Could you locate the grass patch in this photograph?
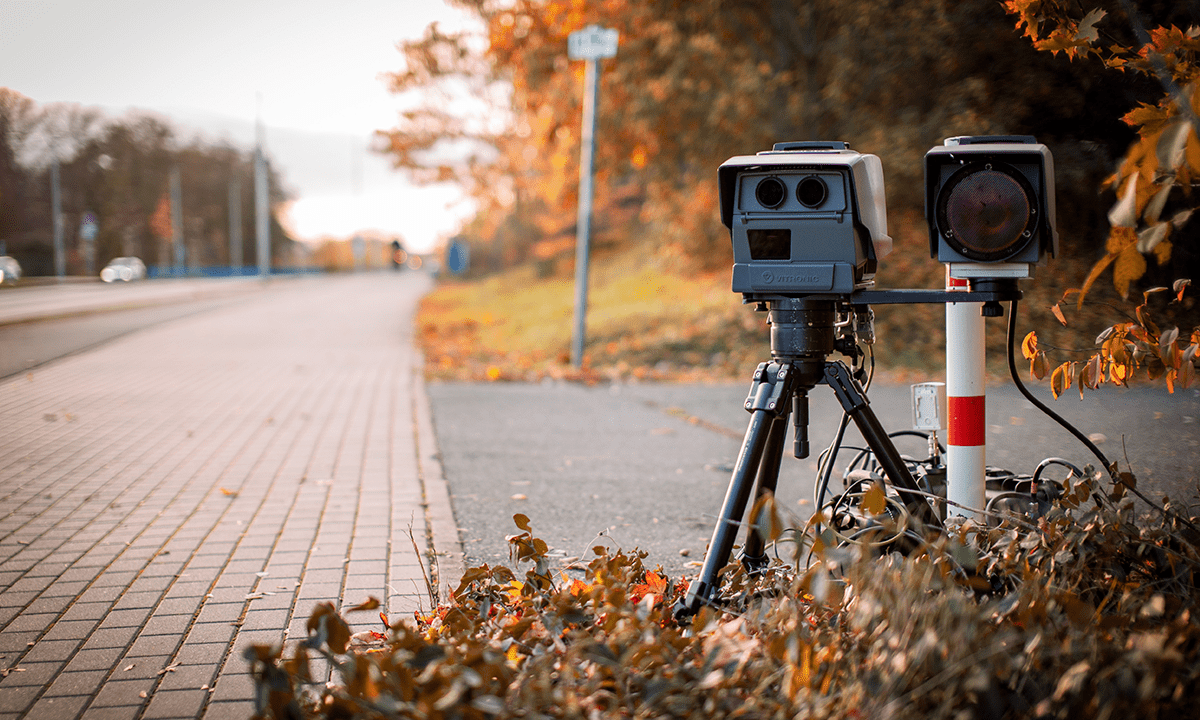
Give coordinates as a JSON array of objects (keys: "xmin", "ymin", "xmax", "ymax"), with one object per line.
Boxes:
[{"xmin": 418, "ymin": 251, "xmax": 772, "ymax": 382}]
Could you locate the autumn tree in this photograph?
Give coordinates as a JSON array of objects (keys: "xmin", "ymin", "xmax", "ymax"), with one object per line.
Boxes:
[
  {"xmin": 0, "ymin": 89, "xmax": 296, "ymax": 275},
  {"xmin": 0, "ymin": 90, "xmax": 34, "ymax": 256},
  {"xmin": 379, "ymin": 1, "xmax": 1135, "ymax": 266}
]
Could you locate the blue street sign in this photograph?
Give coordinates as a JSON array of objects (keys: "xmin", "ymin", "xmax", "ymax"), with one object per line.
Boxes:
[{"xmin": 447, "ymin": 239, "xmax": 469, "ymax": 275}]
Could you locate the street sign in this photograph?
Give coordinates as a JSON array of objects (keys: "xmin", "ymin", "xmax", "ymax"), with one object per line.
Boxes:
[
  {"xmin": 80, "ymin": 212, "xmax": 98, "ymax": 241},
  {"xmin": 568, "ymin": 25, "xmax": 618, "ymax": 60},
  {"xmin": 447, "ymin": 239, "xmax": 469, "ymax": 275}
]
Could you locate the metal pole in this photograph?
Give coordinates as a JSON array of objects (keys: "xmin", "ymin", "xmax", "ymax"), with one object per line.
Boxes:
[
  {"xmin": 255, "ymin": 96, "xmax": 270, "ymax": 278},
  {"xmin": 570, "ymin": 57, "xmax": 600, "ymax": 368},
  {"xmin": 170, "ymin": 167, "xmax": 184, "ymax": 273},
  {"xmin": 229, "ymin": 177, "xmax": 242, "ymax": 271},
  {"xmin": 51, "ymin": 158, "xmax": 64, "ymax": 278},
  {"xmin": 945, "ymin": 270, "xmax": 987, "ymax": 516},
  {"xmin": 255, "ymin": 147, "xmax": 269, "ymax": 278}
]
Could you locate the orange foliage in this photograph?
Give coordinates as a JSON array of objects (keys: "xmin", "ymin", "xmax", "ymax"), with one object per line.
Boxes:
[
  {"xmin": 149, "ymin": 192, "xmax": 172, "ymax": 240},
  {"xmin": 1003, "ymin": 1, "xmax": 1200, "ymax": 394}
]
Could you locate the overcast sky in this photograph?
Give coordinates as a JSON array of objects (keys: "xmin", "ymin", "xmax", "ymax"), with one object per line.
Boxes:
[{"xmin": 0, "ymin": 0, "xmax": 478, "ymax": 251}]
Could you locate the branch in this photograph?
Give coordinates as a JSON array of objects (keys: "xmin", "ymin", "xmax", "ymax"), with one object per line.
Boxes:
[{"xmin": 1116, "ymin": 0, "xmax": 1200, "ymax": 138}]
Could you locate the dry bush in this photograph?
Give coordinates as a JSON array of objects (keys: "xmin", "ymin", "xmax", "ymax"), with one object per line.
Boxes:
[{"xmin": 247, "ymin": 474, "xmax": 1200, "ymax": 720}]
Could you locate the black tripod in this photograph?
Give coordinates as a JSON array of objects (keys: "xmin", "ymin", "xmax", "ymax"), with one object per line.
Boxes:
[{"xmin": 675, "ymin": 296, "xmax": 943, "ymax": 618}]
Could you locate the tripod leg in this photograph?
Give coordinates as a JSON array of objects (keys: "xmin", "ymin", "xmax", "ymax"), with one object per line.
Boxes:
[
  {"xmin": 675, "ymin": 363, "xmax": 794, "ymax": 618},
  {"xmin": 823, "ymin": 362, "xmax": 943, "ymax": 530},
  {"xmin": 739, "ymin": 414, "xmax": 787, "ymax": 572}
]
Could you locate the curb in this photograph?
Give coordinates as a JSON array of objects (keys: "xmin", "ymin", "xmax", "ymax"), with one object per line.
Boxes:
[{"xmin": 413, "ymin": 354, "xmax": 466, "ymax": 602}]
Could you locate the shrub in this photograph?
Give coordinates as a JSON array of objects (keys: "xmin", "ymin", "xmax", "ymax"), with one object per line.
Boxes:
[{"xmin": 248, "ymin": 478, "xmax": 1200, "ymax": 719}]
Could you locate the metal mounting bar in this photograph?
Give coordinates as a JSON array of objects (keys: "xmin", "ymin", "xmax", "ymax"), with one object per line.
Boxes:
[{"xmin": 848, "ymin": 287, "xmax": 1022, "ymax": 305}]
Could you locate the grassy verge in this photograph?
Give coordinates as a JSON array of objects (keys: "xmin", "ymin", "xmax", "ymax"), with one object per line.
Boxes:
[{"xmin": 418, "ymin": 251, "xmax": 774, "ymax": 383}]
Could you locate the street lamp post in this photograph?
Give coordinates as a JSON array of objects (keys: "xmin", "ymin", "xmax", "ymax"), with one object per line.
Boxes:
[{"xmin": 51, "ymin": 158, "xmax": 64, "ymax": 278}]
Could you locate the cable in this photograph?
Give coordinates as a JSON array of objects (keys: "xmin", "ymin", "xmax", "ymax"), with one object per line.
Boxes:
[
  {"xmin": 1031, "ymin": 457, "xmax": 1082, "ymax": 487},
  {"xmin": 1006, "ymin": 299, "xmax": 1116, "ymax": 478},
  {"xmin": 813, "ymin": 413, "xmax": 852, "ymax": 530},
  {"xmin": 812, "ymin": 336, "xmax": 870, "ymax": 526},
  {"xmin": 1005, "ymin": 301, "xmax": 1200, "ymax": 535}
]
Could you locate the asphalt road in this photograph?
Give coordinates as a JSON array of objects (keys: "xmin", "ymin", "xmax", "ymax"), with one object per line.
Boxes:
[
  {"xmin": 429, "ymin": 377, "xmax": 1200, "ymax": 579},
  {"xmin": 0, "ymin": 277, "xmax": 268, "ymax": 379},
  {"xmin": 0, "ymin": 299, "xmax": 251, "ymax": 379}
]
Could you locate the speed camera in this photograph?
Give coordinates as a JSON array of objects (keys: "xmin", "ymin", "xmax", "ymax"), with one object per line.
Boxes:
[{"xmin": 720, "ymin": 141, "xmax": 892, "ymax": 298}]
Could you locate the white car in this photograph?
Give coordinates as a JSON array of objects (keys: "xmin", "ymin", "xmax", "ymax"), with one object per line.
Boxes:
[
  {"xmin": 0, "ymin": 256, "xmax": 20, "ymax": 285},
  {"xmin": 101, "ymin": 257, "xmax": 146, "ymax": 283}
]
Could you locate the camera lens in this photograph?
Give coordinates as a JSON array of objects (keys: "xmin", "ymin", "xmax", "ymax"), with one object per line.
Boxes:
[
  {"xmin": 796, "ymin": 176, "xmax": 828, "ymax": 208},
  {"xmin": 938, "ymin": 164, "xmax": 1034, "ymax": 261},
  {"xmin": 755, "ymin": 177, "xmax": 787, "ymax": 209}
]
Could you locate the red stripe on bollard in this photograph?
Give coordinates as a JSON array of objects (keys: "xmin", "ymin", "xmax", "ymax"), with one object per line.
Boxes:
[{"xmin": 947, "ymin": 395, "xmax": 986, "ymax": 446}]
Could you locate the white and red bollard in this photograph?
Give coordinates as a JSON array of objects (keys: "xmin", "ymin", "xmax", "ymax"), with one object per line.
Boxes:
[{"xmin": 945, "ymin": 270, "xmax": 987, "ymax": 516}]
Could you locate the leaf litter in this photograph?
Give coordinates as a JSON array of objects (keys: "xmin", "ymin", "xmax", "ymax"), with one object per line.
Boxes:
[{"xmin": 247, "ymin": 473, "xmax": 1200, "ymax": 719}]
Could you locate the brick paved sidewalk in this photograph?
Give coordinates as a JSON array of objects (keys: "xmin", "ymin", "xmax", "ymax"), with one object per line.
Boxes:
[{"xmin": 0, "ymin": 273, "xmax": 463, "ymax": 720}]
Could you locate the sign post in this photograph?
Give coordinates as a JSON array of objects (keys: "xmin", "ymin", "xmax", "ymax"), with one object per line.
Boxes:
[{"xmin": 567, "ymin": 25, "xmax": 618, "ymax": 368}]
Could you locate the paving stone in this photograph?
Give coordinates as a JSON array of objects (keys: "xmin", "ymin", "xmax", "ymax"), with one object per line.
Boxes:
[
  {"xmin": 0, "ymin": 684, "xmax": 42, "ymax": 713},
  {"xmin": 27, "ymin": 693, "xmax": 91, "ymax": 718},
  {"xmin": 142, "ymin": 688, "xmax": 209, "ymax": 719},
  {"xmin": 124, "ymin": 632, "xmax": 181, "ymax": 658},
  {"xmin": 62, "ymin": 647, "xmax": 124, "ymax": 673},
  {"xmin": 2, "ymin": 611, "xmax": 58, "ymax": 634},
  {"xmin": 156, "ymin": 664, "xmax": 218, "ymax": 693},
  {"xmin": 89, "ymin": 676, "xmax": 156, "ymax": 707},
  {"xmin": 95, "ymin": 607, "xmax": 153, "ymax": 629},
  {"xmin": 43, "ymin": 669, "xmax": 110, "ymax": 697},
  {"xmin": 183, "ymin": 622, "xmax": 236, "ymax": 646},
  {"xmin": 208, "ymin": 670, "xmax": 255, "ymax": 704},
  {"xmin": 110, "ymin": 656, "xmax": 171, "ymax": 681},
  {"xmin": 80, "ymin": 706, "xmax": 141, "ymax": 720},
  {"xmin": 170, "ymin": 643, "xmax": 228, "ymax": 668},
  {"xmin": 41, "ymin": 618, "xmax": 103, "ymax": 645},
  {"xmin": 0, "ymin": 660, "xmax": 61, "ymax": 687},
  {"xmin": 81, "ymin": 626, "xmax": 139, "ymax": 650},
  {"xmin": 200, "ymin": 699, "xmax": 253, "ymax": 720},
  {"xmin": 22, "ymin": 637, "xmax": 84, "ymax": 664}
]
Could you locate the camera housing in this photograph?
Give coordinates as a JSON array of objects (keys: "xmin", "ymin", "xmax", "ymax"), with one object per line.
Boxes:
[
  {"xmin": 925, "ymin": 136, "xmax": 1057, "ymax": 278},
  {"xmin": 720, "ymin": 141, "xmax": 892, "ymax": 298}
]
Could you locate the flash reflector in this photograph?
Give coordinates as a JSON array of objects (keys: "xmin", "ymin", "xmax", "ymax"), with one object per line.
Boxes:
[
  {"xmin": 938, "ymin": 164, "xmax": 1036, "ymax": 261},
  {"xmin": 925, "ymin": 136, "xmax": 1056, "ymax": 269}
]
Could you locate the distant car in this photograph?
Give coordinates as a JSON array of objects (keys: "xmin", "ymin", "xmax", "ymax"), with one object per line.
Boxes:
[
  {"xmin": 100, "ymin": 256, "xmax": 146, "ymax": 283},
  {"xmin": 0, "ymin": 256, "xmax": 20, "ymax": 285}
]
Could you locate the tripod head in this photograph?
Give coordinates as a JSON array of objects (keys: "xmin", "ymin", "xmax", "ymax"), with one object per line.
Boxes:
[{"xmin": 760, "ymin": 295, "xmax": 869, "ymax": 391}]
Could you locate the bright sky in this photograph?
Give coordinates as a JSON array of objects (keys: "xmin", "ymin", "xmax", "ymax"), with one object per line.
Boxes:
[{"xmin": 0, "ymin": 0, "xmax": 478, "ymax": 252}]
